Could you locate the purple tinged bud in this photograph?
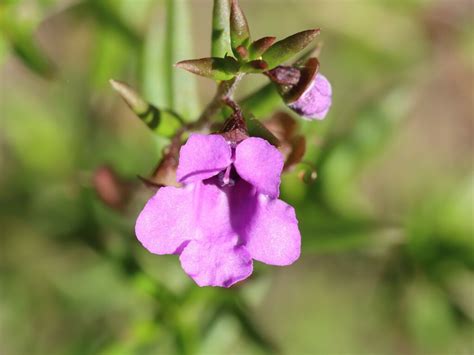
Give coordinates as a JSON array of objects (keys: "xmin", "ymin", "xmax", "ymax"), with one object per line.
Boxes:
[
  {"xmin": 287, "ymin": 73, "xmax": 332, "ymax": 120},
  {"xmin": 266, "ymin": 58, "xmax": 332, "ymax": 120}
]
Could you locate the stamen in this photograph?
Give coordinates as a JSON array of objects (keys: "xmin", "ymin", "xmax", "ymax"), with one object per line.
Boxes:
[
  {"xmin": 222, "ymin": 165, "xmax": 235, "ymax": 186},
  {"xmin": 217, "ymin": 165, "xmax": 236, "ymax": 187}
]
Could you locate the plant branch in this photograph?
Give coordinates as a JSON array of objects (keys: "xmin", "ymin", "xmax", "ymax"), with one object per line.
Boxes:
[
  {"xmin": 167, "ymin": 75, "xmax": 243, "ymax": 144},
  {"xmin": 148, "ymin": 75, "xmax": 244, "ymax": 181},
  {"xmin": 193, "ymin": 74, "xmax": 243, "ymax": 129}
]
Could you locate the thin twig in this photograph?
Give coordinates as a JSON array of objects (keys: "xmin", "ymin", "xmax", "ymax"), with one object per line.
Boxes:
[
  {"xmin": 164, "ymin": 75, "xmax": 244, "ymax": 154},
  {"xmin": 192, "ymin": 74, "xmax": 243, "ymax": 130}
]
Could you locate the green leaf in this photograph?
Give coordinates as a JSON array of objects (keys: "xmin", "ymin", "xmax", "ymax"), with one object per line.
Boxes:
[
  {"xmin": 298, "ymin": 205, "xmax": 390, "ymax": 253},
  {"xmin": 406, "ymin": 280, "xmax": 456, "ymax": 350},
  {"xmin": 176, "ymin": 57, "xmax": 239, "ymax": 81},
  {"xmin": 0, "ymin": 17, "xmax": 54, "ymax": 78},
  {"xmin": 167, "ymin": 0, "xmax": 200, "ymax": 120},
  {"xmin": 85, "ymin": 0, "xmax": 141, "ymax": 46},
  {"xmin": 142, "ymin": 0, "xmax": 199, "ymax": 121},
  {"xmin": 211, "ymin": 0, "xmax": 231, "ymax": 57},
  {"xmin": 230, "ymin": 0, "xmax": 250, "ymax": 53},
  {"xmin": 227, "ymin": 296, "xmax": 278, "ymax": 353},
  {"xmin": 110, "ymin": 79, "xmax": 183, "ymax": 138},
  {"xmin": 142, "ymin": 8, "xmax": 167, "ymax": 107},
  {"xmin": 90, "ymin": 26, "xmax": 130, "ymax": 89},
  {"xmin": 10, "ymin": 34, "xmax": 55, "ymax": 79},
  {"xmin": 263, "ymin": 29, "xmax": 320, "ymax": 69}
]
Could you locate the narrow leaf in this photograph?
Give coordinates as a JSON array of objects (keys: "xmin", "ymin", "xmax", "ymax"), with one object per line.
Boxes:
[
  {"xmin": 168, "ymin": 0, "xmax": 200, "ymax": 119},
  {"xmin": 176, "ymin": 57, "xmax": 238, "ymax": 81},
  {"xmin": 263, "ymin": 29, "xmax": 320, "ymax": 69},
  {"xmin": 11, "ymin": 36, "xmax": 55, "ymax": 78},
  {"xmin": 248, "ymin": 36, "xmax": 276, "ymax": 59},
  {"xmin": 142, "ymin": 1, "xmax": 199, "ymax": 121},
  {"xmin": 110, "ymin": 79, "xmax": 150, "ymax": 114},
  {"xmin": 86, "ymin": 0, "xmax": 141, "ymax": 46},
  {"xmin": 228, "ymin": 297, "xmax": 279, "ymax": 353},
  {"xmin": 230, "ymin": 0, "xmax": 250, "ymax": 52},
  {"xmin": 91, "ymin": 26, "xmax": 130, "ymax": 89},
  {"xmin": 142, "ymin": 8, "xmax": 167, "ymax": 107},
  {"xmin": 1, "ymin": 19, "xmax": 54, "ymax": 78},
  {"xmin": 110, "ymin": 79, "xmax": 183, "ymax": 138},
  {"xmin": 211, "ymin": 0, "xmax": 231, "ymax": 57}
]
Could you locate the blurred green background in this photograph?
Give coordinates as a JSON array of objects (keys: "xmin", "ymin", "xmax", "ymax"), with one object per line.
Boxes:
[{"xmin": 0, "ymin": 0, "xmax": 473, "ymax": 354}]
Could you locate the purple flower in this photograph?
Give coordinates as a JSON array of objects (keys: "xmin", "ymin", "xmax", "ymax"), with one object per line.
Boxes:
[
  {"xmin": 288, "ymin": 73, "xmax": 332, "ymax": 120},
  {"xmin": 135, "ymin": 134, "xmax": 301, "ymax": 287}
]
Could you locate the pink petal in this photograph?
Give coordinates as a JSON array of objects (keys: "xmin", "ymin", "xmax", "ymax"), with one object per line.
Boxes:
[
  {"xmin": 288, "ymin": 73, "xmax": 332, "ymax": 120},
  {"xmin": 179, "ymin": 237, "xmax": 253, "ymax": 287},
  {"xmin": 234, "ymin": 137, "xmax": 284, "ymax": 198},
  {"xmin": 230, "ymin": 179, "xmax": 301, "ymax": 266},
  {"xmin": 192, "ymin": 180, "xmax": 233, "ymax": 238},
  {"xmin": 135, "ymin": 186, "xmax": 194, "ymax": 255},
  {"xmin": 245, "ymin": 195, "xmax": 301, "ymax": 265},
  {"xmin": 176, "ymin": 134, "xmax": 232, "ymax": 184}
]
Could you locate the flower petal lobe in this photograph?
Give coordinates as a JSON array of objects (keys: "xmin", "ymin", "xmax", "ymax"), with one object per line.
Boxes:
[
  {"xmin": 135, "ymin": 186, "xmax": 194, "ymax": 254},
  {"xmin": 177, "ymin": 134, "xmax": 232, "ymax": 184},
  {"xmin": 234, "ymin": 137, "xmax": 284, "ymax": 198},
  {"xmin": 180, "ymin": 237, "xmax": 253, "ymax": 287},
  {"xmin": 244, "ymin": 194, "xmax": 301, "ymax": 265}
]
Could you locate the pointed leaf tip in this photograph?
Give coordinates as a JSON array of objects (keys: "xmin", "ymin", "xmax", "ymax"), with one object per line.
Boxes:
[
  {"xmin": 211, "ymin": 0, "xmax": 232, "ymax": 57},
  {"xmin": 110, "ymin": 79, "xmax": 182, "ymax": 137},
  {"xmin": 176, "ymin": 57, "xmax": 239, "ymax": 81},
  {"xmin": 110, "ymin": 79, "xmax": 148, "ymax": 114},
  {"xmin": 249, "ymin": 36, "xmax": 277, "ymax": 59},
  {"xmin": 230, "ymin": 0, "xmax": 250, "ymax": 53},
  {"xmin": 263, "ymin": 29, "xmax": 321, "ymax": 69}
]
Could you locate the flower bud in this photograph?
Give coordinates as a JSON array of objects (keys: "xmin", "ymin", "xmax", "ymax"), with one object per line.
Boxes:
[
  {"xmin": 266, "ymin": 58, "xmax": 332, "ymax": 120},
  {"xmin": 287, "ymin": 72, "xmax": 332, "ymax": 120}
]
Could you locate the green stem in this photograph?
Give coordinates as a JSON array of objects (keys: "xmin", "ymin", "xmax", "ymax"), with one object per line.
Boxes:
[{"xmin": 165, "ymin": 0, "xmax": 175, "ymax": 108}]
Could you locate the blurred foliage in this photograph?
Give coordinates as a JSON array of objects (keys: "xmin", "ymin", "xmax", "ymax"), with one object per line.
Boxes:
[{"xmin": 0, "ymin": 0, "xmax": 473, "ymax": 354}]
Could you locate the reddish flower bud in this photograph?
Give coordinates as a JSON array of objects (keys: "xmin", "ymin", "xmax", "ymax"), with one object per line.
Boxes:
[
  {"xmin": 266, "ymin": 58, "xmax": 332, "ymax": 120},
  {"xmin": 287, "ymin": 72, "xmax": 332, "ymax": 120}
]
